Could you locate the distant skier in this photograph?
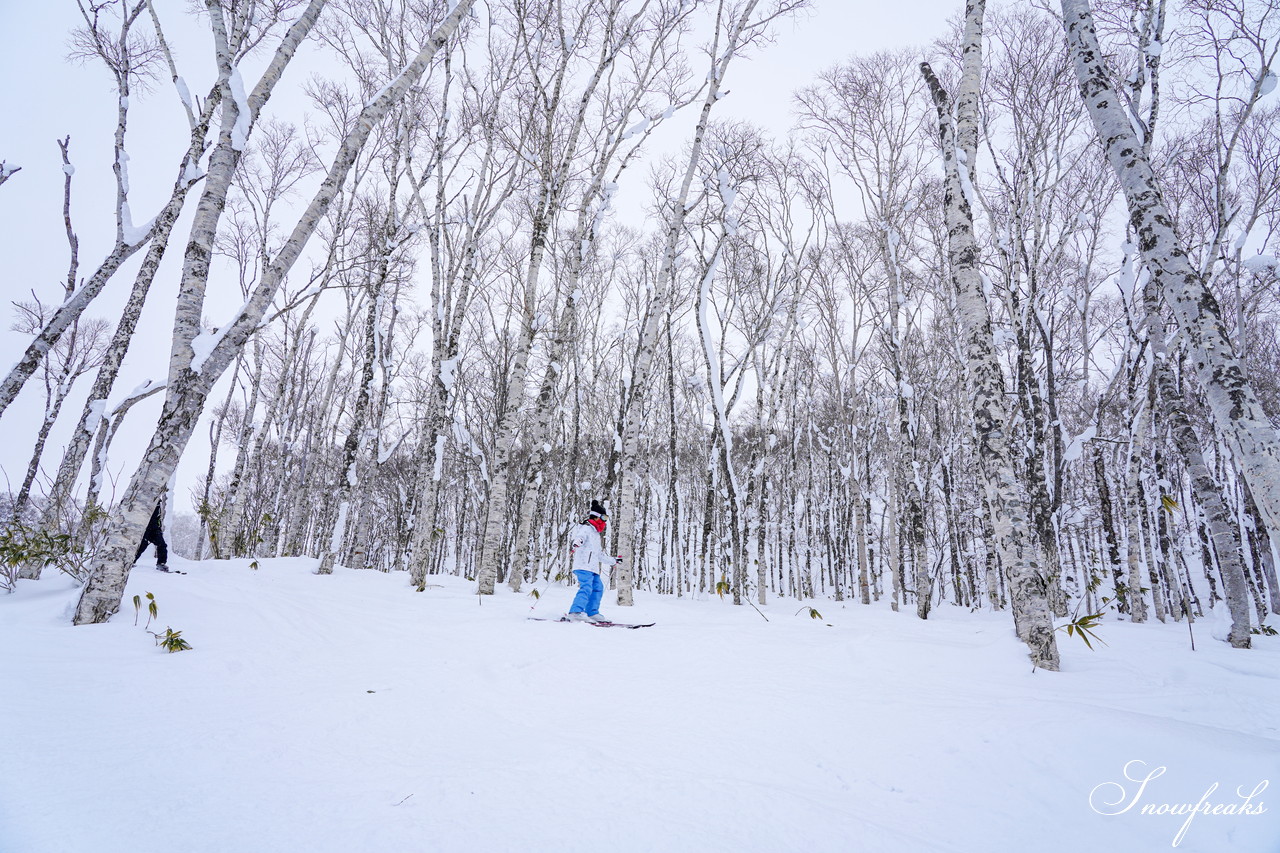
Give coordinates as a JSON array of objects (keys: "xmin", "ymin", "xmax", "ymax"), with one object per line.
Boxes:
[
  {"xmin": 565, "ymin": 500, "xmax": 618, "ymax": 623},
  {"xmin": 134, "ymin": 503, "xmax": 170, "ymax": 572}
]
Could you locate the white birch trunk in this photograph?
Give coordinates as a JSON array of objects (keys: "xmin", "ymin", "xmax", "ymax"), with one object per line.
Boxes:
[
  {"xmin": 476, "ymin": 0, "xmax": 662, "ymax": 596},
  {"xmin": 42, "ymin": 106, "xmax": 214, "ymax": 531},
  {"xmin": 1061, "ymin": 0, "xmax": 1280, "ymax": 570},
  {"xmin": 921, "ymin": 0, "xmax": 1060, "ymax": 669},
  {"xmin": 886, "ymin": 484, "xmax": 902, "ymax": 613},
  {"xmin": 319, "ymin": 212, "xmax": 396, "ymax": 574},
  {"xmin": 406, "ymin": 187, "xmax": 491, "ymax": 585},
  {"xmin": 505, "ymin": 3, "xmax": 697, "ymax": 592},
  {"xmin": 1144, "ymin": 275, "xmax": 1252, "ymax": 646},
  {"xmin": 615, "ymin": 0, "xmax": 762, "ymax": 606},
  {"xmin": 75, "ymin": 380, "xmax": 167, "ymax": 553},
  {"xmin": 221, "ymin": 337, "xmax": 266, "ymax": 556},
  {"xmin": 856, "ymin": 479, "xmax": 871, "ymax": 605},
  {"xmin": 0, "ymin": 4, "xmax": 161, "ymax": 421},
  {"xmin": 73, "ymin": 0, "xmax": 475, "ymax": 624},
  {"xmin": 1123, "ymin": 393, "xmax": 1151, "ymax": 622},
  {"xmin": 473, "ymin": 275, "xmax": 540, "ymax": 595}
]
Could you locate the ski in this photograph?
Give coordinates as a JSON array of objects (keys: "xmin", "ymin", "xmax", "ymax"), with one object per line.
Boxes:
[
  {"xmin": 527, "ymin": 617, "xmax": 655, "ymax": 629},
  {"xmin": 155, "ymin": 566, "xmax": 187, "ymax": 575}
]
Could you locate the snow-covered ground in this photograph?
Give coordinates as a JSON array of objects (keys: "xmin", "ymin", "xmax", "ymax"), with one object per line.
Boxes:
[{"xmin": 3, "ymin": 558, "xmax": 1278, "ymax": 853}]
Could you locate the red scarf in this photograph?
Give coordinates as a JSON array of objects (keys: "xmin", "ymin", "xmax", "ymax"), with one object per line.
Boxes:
[{"xmin": 588, "ymin": 518, "xmax": 606, "ymax": 534}]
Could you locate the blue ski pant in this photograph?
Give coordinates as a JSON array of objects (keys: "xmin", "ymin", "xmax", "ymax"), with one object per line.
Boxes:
[{"xmin": 569, "ymin": 570, "xmax": 605, "ymax": 615}]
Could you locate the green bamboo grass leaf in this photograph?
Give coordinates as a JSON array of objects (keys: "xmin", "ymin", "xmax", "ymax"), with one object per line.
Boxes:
[
  {"xmin": 153, "ymin": 627, "xmax": 192, "ymax": 653},
  {"xmin": 1058, "ymin": 612, "xmax": 1107, "ymax": 650}
]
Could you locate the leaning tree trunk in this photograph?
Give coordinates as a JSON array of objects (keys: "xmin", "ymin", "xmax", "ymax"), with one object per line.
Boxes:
[
  {"xmin": 20, "ymin": 379, "xmax": 168, "ymax": 583},
  {"xmin": 73, "ymin": 0, "xmax": 475, "ymax": 624},
  {"xmin": 921, "ymin": 0, "xmax": 1060, "ymax": 670},
  {"xmin": 13, "ymin": 349, "xmax": 81, "ymax": 522},
  {"xmin": 1144, "ymin": 273, "xmax": 1252, "ymax": 647},
  {"xmin": 1242, "ymin": 480, "xmax": 1280, "ymax": 615},
  {"xmin": 0, "ymin": 58, "xmax": 176, "ymax": 423},
  {"xmin": 1062, "ymin": 0, "xmax": 1280, "ymax": 584},
  {"xmin": 41, "ymin": 92, "xmax": 217, "ymax": 533}
]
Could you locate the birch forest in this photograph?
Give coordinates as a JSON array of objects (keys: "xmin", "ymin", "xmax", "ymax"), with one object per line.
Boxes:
[{"xmin": 5, "ymin": 0, "xmax": 1280, "ymax": 670}]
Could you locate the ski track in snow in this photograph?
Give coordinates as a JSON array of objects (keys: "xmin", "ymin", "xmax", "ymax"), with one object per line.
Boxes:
[{"xmin": 2, "ymin": 558, "xmax": 1279, "ymax": 853}]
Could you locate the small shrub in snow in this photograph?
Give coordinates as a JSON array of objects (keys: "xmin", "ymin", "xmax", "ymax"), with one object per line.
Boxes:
[
  {"xmin": 151, "ymin": 627, "xmax": 192, "ymax": 653},
  {"xmin": 133, "ymin": 592, "xmax": 192, "ymax": 652},
  {"xmin": 56, "ymin": 502, "xmax": 111, "ymax": 582},
  {"xmin": 133, "ymin": 591, "xmax": 158, "ymax": 629},
  {"xmin": 0, "ymin": 522, "xmax": 70, "ymax": 593}
]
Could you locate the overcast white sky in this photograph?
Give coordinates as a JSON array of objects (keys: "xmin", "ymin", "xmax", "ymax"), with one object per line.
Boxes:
[{"xmin": 0, "ymin": 0, "xmax": 960, "ymax": 513}]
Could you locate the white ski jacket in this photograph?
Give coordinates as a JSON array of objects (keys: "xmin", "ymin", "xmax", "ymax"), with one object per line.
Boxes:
[{"xmin": 569, "ymin": 522, "xmax": 614, "ymax": 575}]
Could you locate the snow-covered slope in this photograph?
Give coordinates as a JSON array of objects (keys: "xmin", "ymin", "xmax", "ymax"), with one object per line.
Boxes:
[{"xmin": 2, "ymin": 558, "xmax": 1278, "ymax": 853}]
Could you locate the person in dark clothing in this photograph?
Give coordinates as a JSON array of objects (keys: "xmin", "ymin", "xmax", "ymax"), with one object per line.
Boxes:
[{"xmin": 135, "ymin": 504, "xmax": 169, "ymax": 571}]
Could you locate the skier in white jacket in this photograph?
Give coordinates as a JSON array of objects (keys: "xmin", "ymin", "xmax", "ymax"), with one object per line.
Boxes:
[{"xmin": 565, "ymin": 500, "xmax": 616, "ymax": 622}]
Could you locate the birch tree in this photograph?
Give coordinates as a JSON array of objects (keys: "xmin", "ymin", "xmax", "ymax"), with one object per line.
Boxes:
[
  {"xmin": 214, "ymin": 122, "xmax": 316, "ymax": 556},
  {"xmin": 921, "ymin": 0, "xmax": 1061, "ymax": 669},
  {"xmin": 473, "ymin": 0, "xmax": 694, "ymax": 595},
  {"xmin": 8, "ymin": 303, "xmax": 110, "ymax": 522},
  {"xmin": 979, "ymin": 8, "xmax": 1117, "ymax": 620},
  {"xmin": 614, "ymin": 0, "xmax": 806, "ymax": 607},
  {"xmin": 405, "ymin": 10, "xmax": 529, "ymax": 588},
  {"xmin": 313, "ymin": 93, "xmax": 419, "ymax": 572},
  {"xmin": 33, "ymin": 7, "xmax": 217, "ymax": 561},
  {"xmin": 741, "ymin": 144, "xmax": 824, "ymax": 605},
  {"xmin": 504, "ymin": 0, "xmax": 700, "ymax": 593},
  {"xmin": 1100, "ymin": 0, "xmax": 1269, "ymax": 643},
  {"xmin": 1060, "ymin": 0, "xmax": 1280, "ymax": 612},
  {"xmin": 797, "ymin": 51, "xmax": 935, "ymax": 617},
  {"xmin": 0, "ymin": 1, "xmax": 188, "ymax": 421},
  {"xmin": 74, "ymin": 0, "xmax": 476, "ymax": 625},
  {"xmin": 42, "ymin": 95, "xmax": 220, "ymax": 534},
  {"xmin": 1140, "ymin": 254, "xmax": 1254, "ymax": 645}
]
